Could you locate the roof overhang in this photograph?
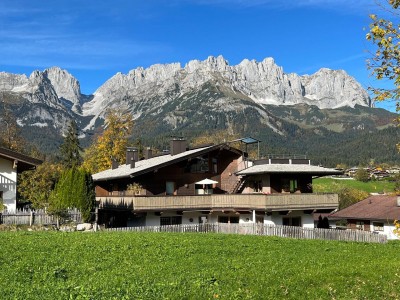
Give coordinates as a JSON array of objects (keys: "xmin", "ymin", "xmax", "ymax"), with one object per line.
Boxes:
[
  {"xmin": 93, "ymin": 143, "xmax": 243, "ymax": 182},
  {"xmin": 0, "ymin": 147, "xmax": 42, "ymax": 172},
  {"xmin": 236, "ymin": 164, "xmax": 343, "ymax": 177}
]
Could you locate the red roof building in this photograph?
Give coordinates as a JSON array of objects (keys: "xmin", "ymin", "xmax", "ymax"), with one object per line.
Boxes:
[{"xmin": 331, "ymin": 195, "xmax": 400, "ymax": 239}]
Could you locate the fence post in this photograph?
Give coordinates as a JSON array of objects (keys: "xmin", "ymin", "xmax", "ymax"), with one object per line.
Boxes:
[
  {"xmin": 94, "ymin": 206, "xmax": 98, "ymax": 232},
  {"xmin": 29, "ymin": 210, "xmax": 33, "ymax": 226}
]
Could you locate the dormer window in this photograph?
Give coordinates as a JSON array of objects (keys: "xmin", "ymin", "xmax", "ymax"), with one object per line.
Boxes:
[{"xmin": 189, "ymin": 156, "xmax": 209, "ymax": 173}]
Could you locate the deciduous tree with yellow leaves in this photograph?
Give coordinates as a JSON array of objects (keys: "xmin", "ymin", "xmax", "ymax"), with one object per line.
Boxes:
[
  {"xmin": 366, "ymin": 0, "xmax": 400, "ymax": 236},
  {"xmin": 83, "ymin": 109, "xmax": 134, "ymax": 173},
  {"xmin": 366, "ymin": 0, "xmax": 400, "ymax": 115}
]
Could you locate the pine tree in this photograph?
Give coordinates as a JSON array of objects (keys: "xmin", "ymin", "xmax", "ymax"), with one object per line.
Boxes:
[{"xmin": 60, "ymin": 120, "xmax": 82, "ymax": 168}]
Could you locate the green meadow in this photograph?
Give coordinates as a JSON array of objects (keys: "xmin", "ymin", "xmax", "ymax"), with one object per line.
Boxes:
[
  {"xmin": 1, "ymin": 231, "xmax": 399, "ymax": 299},
  {"xmin": 313, "ymin": 177, "xmax": 395, "ymax": 194}
]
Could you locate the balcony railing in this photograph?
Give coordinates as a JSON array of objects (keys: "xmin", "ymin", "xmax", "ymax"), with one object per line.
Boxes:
[{"xmin": 96, "ymin": 193, "xmax": 338, "ymax": 211}]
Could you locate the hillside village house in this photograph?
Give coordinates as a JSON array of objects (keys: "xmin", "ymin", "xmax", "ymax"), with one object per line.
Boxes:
[
  {"xmin": 92, "ymin": 138, "xmax": 342, "ymax": 228},
  {"xmin": 0, "ymin": 147, "xmax": 42, "ymax": 212},
  {"xmin": 331, "ymin": 195, "xmax": 400, "ymax": 240}
]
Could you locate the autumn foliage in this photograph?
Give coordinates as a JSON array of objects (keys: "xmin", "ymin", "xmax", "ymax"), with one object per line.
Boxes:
[{"xmin": 83, "ymin": 109, "xmax": 134, "ymax": 173}]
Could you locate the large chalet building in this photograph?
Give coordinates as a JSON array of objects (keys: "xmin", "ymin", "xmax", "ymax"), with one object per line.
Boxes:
[{"xmin": 92, "ymin": 138, "xmax": 341, "ymax": 228}]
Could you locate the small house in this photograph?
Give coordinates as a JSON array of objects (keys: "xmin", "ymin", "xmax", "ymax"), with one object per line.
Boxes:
[
  {"xmin": 331, "ymin": 195, "xmax": 400, "ymax": 240},
  {"xmin": 0, "ymin": 147, "xmax": 42, "ymax": 212}
]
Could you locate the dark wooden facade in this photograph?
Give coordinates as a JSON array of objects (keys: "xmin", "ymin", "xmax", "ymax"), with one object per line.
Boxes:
[
  {"xmin": 347, "ymin": 219, "xmax": 371, "ymax": 231},
  {"xmin": 270, "ymin": 174, "xmax": 312, "ymax": 193},
  {"xmin": 95, "ymin": 148, "xmax": 242, "ymax": 197}
]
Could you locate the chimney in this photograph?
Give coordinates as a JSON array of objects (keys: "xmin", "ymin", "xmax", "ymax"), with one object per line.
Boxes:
[
  {"xmin": 170, "ymin": 138, "xmax": 187, "ymax": 156},
  {"xmin": 144, "ymin": 147, "xmax": 153, "ymax": 159},
  {"xmin": 126, "ymin": 147, "xmax": 138, "ymax": 168},
  {"xmin": 111, "ymin": 158, "xmax": 119, "ymax": 170}
]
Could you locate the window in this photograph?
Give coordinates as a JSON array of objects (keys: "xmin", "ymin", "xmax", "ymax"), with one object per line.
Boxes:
[
  {"xmin": 189, "ymin": 156, "xmax": 209, "ymax": 173},
  {"xmin": 218, "ymin": 216, "xmax": 239, "ymax": 223},
  {"xmin": 281, "ymin": 179, "xmax": 298, "ymax": 193},
  {"xmin": 109, "ymin": 184, "xmax": 120, "ymax": 196},
  {"xmin": 254, "ymin": 180, "xmax": 262, "ymax": 193},
  {"xmin": 282, "ymin": 217, "xmax": 301, "ymax": 227},
  {"xmin": 212, "ymin": 158, "xmax": 218, "ymax": 174},
  {"xmin": 289, "ymin": 180, "xmax": 297, "ymax": 193},
  {"xmin": 356, "ymin": 221, "xmax": 364, "ymax": 230},
  {"xmin": 160, "ymin": 216, "xmax": 182, "ymax": 225},
  {"xmin": 166, "ymin": 182, "xmax": 175, "ymax": 195},
  {"xmin": 199, "ymin": 216, "xmax": 208, "ymax": 224},
  {"xmin": 373, "ymin": 222, "xmax": 384, "ymax": 232},
  {"xmin": 256, "ymin": 216, "xmax": 264, "ymax": 224}
]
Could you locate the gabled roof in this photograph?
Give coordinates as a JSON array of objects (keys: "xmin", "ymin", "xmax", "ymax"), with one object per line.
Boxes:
[
  {"xmin": 0, "ymin": 147, "xmax": 42, "ymax": 171},
  {"xmin": 236, "ymin": 164, "xmax": 342, "ymax": 176},
  {"xmin": 92, "ymin": 144, "xmax": 241, "ymax": 181},
  {"xmin": 331, "ymin": 195, "xmax": 400, "ymax": 221}
]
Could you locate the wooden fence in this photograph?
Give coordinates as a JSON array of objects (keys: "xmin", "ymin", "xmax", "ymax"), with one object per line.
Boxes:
[
  {"xmin": 106, "ymin": 223, "xmax": 388, "ymax": 244},
  {"xmin": 0, "ymin": 208, "xmax": 82, "ymax": 225}
]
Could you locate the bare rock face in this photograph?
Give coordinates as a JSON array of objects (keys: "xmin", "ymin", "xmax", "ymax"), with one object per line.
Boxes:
[
  {"xmin": 81, "ymin": 55, "xmax": 371, "ymax": 129},
  {"xmin": 0, "ymin": 67, "xmax": 83, "ymax": 111},
  {"xmin": 0, "ymin": 72, "xmax": 29, "ymax": 90},
  {"xmin": 301, "ymin": 68, "xmax": 370, "ymax": 109},
  {"xmin": 44, "ymin": 67, "xmax": 82, "ymax": 112},
  {"xmin": 0, "ymin": 56, "xmax": 371, "ymax": 135},
  {"xmin": 0, "ymin": 68, "xmax": 78, "ymax": 131}
]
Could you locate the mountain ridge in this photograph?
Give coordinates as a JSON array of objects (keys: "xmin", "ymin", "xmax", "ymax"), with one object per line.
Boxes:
[
  {"xmin": 81, "ymin": 56, "xmax": 371, "ymax": 130},
  {"xmin": 0, "ymin": 56, "xmax": 397, "ymax": 166}
]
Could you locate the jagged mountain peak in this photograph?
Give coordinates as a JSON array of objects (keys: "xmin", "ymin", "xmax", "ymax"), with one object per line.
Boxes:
[
  {"xmin": 80, "ymin": 56, "xmax": 371, "ymax": 129},
  {"xmin": 1, "ymin": 66, "xmax": 84, "ymax": 114},
  {"xmin": 0, "ymin": 56, "xmax": 372, "ymax": 137},
  {"xmin": 42, "ymin": 67, "xmax": 82, "ymax": 111},
  {"xmin": 0, "ymin": 57, "xmax": 397, "ymax": 166}
]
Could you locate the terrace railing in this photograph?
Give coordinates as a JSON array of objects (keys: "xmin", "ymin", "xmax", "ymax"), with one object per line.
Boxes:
[
  {"xmin": 97, "ymin": 193, "xmax": 339, "ymax": 211},
  {"xmin": 106, "ymin": 223, "xmax": 388, "ymax": 244}
]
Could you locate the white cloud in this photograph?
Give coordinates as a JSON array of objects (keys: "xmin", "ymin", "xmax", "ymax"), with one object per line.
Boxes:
[{"xmin": 0, "ymin": 1, "xmax": 170, "ymax": 70}]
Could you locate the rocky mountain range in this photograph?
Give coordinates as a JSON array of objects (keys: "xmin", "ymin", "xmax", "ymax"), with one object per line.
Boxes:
[{"xmin": 0, "ymin": 56, "xmax": 397, "ymax": 166}]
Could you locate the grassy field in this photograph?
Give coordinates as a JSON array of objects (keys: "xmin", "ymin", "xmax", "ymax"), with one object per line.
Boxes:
[
  {"xmin": 1, "ymin": 231, "xmax": 400, "ymax": 299},
  {"xmin": 313, "ymin": 177, "xmax": 395, "ymax": 194}
]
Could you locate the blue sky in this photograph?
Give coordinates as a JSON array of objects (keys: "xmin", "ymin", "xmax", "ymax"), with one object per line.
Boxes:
[{"xmin": 0, "ymin": 0, "xmax": 397, "ymax": 111}]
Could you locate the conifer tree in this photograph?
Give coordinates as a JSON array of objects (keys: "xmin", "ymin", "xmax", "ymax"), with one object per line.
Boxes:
[
  {"xmin": 60, "ymin": 120, "xmax": 82, "ymax": 168},
  {"xmin": 48, "ymin": 167, "xmax": 95, "ymax": 222}
]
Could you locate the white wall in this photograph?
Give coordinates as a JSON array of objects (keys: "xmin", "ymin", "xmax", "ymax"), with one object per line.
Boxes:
[
  {"xmin": 145, "ymin": 211, "xmax": 207, "ymax": 226},
  {"xmin": 144, "ymin": 210, "xmax": 317, "ymax": 228},
  {"xmin": 301, "ymin": 214, "xmax": 315, "ymax": 228},
  {"xmin": 370, "ymin": 222, "xmax": 400, "ymax": 240},
  {"xmin": 264, "ymin": 211, "xmax": 314, "ymax": 228},
  {"xmin": 0, "ymin": 157, "xmax": 17, "ymax": 212},
  {"xmin": 383, "ymin": 225, "xmax": 399, "ymax": 240},
  {"xmin": 146, "ymin": 213, "xmax": 161, "ymax": 226}
]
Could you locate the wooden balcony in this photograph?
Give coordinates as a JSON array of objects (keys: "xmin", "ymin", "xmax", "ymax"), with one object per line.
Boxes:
[{"xmin": 96, "ymin": 193, "xmax": 339, "ymax": 211}]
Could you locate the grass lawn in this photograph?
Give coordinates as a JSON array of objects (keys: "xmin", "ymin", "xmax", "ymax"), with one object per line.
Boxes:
[
  {"xmin": 313, "ymin": 177, "xmax": 395, "ymax": 194},
  {"xmin": 1, "ymin": 231, "xmax": 400, "ymax": 299}
]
